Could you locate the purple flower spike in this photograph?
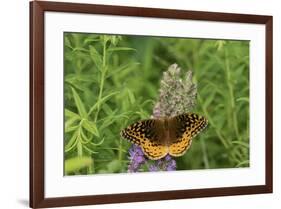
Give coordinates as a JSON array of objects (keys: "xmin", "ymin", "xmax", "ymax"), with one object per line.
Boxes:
[
  {"xmin": 127, "ymin": 144, "xmax": 146, "ymax": 172},
  {"xmin": 149, "ymin": 164, "xmax": 159, "ymax": 172},
  {"xmin": 164, "ymin": 154, "xmax": 172, "ymax": 161},
  {"xmin": 166, "ymin": 158, "xmax": 177, "ymax": 171},
  {"xmin": 148, "ymin": 154, "xmax": 176, "ymax": 172},
  {"xmin": 127, "ymin": 64, "xmax": 196, "ymax": 173}
]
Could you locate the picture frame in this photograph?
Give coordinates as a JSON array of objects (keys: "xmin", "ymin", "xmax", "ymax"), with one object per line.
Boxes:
[{"xmin": 30, "ymin": 1, "xmax": 273, "ymax": 208}]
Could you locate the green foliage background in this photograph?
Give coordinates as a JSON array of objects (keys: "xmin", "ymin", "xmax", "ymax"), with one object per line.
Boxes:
[{"xmin": 64, "ymin": 33, "xmax": 249, "ymax": 175}]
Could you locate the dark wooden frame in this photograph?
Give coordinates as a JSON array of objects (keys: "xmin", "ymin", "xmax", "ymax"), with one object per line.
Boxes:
[{"xmin": 30, "ymin": 1, "xmax": 273, "ymax": 208}]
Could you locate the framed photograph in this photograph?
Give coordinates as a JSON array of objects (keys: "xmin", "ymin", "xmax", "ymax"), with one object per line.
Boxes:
[{"xmin": 30, "ymin": 1, "xmax": 273, "ymax": 208}]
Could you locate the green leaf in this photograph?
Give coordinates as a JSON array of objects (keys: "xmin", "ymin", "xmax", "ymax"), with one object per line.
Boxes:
[
  {"xmin": 88, "ymin": 91, "xmax": 119, "ymax": 116},
  {"xmin": 71, "ymin": 88, "xmax": 88, "ymax": 118},
  {"xmin": 65, "ymin": 109, "xmax": 80, "ymax": 118},
  {"xmin": 235, "ymin": 160, "xmax": 249, "ymax": 168},
  {"xmin": 84, "ymin": 37, "xmax": 100, "ymax": 44},
  {"xmin": 89, "ymin": 45, "xmax": 102, "ymax": 68},
  {"xmin": 82, "ymin": 119, "xmax": 100, "ymax": 137},
  {"xmin": 90, "ymin": 137, "xmax": 105, "ymax": 146},
  {"xmin": 80, "ymin": 128, "xmax": 92, "ymax": 144},
  {"xmin": 72, "ymin": 47, "xmax": 89, "ymax": 53},
  {"xmin": 99, "ymin": 113, "xmax": 129, "ymax": 130},
  {"xmin": 236, "ymin": 97, "xmax": 249, "ymax": 103},
  {"xmin": 203, "ymin": 91, "xmax": 216, "ymax": 108},
  {"xmin": 105, "ymin": 62, "xmax": 139, "ymax": 79},
  {"xmin": 64, "ymin": 36, "xmax": 72, "ymax": 49},
  {"xmin": 65, "ymin": 157, "xmax": 93, "ymax": 174},
  {"xmin": 65, "ymin": 125, "xmax": 79, "ymax": 133},
  {"xmin": 65, "ymin": 130, "xmax": 79, "ymax": 152},
  {"xmin": 203, "ymin": 80, "xmax": 225, "ymax": 96},
  {"xmin": 135, "ymin": 110, "xmax": 150, "ymax": 119},
  {"xmin": 110, "ymin": 36, "xmax": 117, "ymax": 45},
  {"xmin": 127, "ymin": 88, "xmax": 136, "ymax": 104},
  {"xmin": 103, "ymin": 35, "xmax": 110, "ymax": 43},
  {"xmin": 215, "ymin": 40, "xmax": 226, "ymax": 51},
  {"xmin": 65, "ymin": 116, "xmax": 80, "ymax": 131},
  {"xmin": 110, "ymin": 35, "xmax": 122, "ymax": 45},
  {"xmin": 66, "ymin": 73, "xmax": 98, "ymax": 83},
  {"xmin": 68, "ymin": 82, "xmax": 91, "ymax": 93},
  {"xmin": 83, "ymin": 145, "xmax": 99, "ymax": 154},
  {"xmin": 140, "ymin": 99, "xmax": 155, "ymax": 107},
  {"xmin": 101, "ymin": 103, "xmax": 114, "ymax": 115},
  {"xmin": 232, "ymin": 140, "xmax": 249, "ymax": 148},
  {"xmin": 107, "ymin": 47, "xmax": 136, "ymax": 52}
]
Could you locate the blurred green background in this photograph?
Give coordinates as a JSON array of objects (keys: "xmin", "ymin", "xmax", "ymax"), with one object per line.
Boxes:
[{"xmin": 64, "ymin": 33, "xmax": 249, "ymax": 175}]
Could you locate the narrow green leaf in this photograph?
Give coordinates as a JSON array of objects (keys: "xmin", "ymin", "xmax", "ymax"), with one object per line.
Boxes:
[
  {"xmin": 65, "ymin": 116, "xmax": 80, "ymax": 130},
  {"xmin": 65, "ymin": 130, "xmax": 79, "ymax": 152},
  {"xmin": 65, "ymin": 157, "xmax": 93, "ymax": 174},
  {"xmin": 83, "ymin": 145, "xmax": 99, "ymax": 154},
  {"xmin": 85, "ymin": 137, "xmax": 105, "ymax": 151},
  {"xmin": 215, "ymin": 40, "xmax": 226, "ymax": 51},
  {"xmin": 65, "ymin": 125, "xmax": 79, "ymax": 133},
  {"xmin": 111, "ymin": 36, "xmax": 118, "ymax": 45},
  {"xmin": 90, "ymin": 137, "xmax": 105, "ymax": 146},
  {"xmin": 80, "ymin": 127, "xmax": 92, "ymax": 144},
  {"xmin": 66, "ymin": 73, "xmax": 95, "ymax": 83},
  {"xmin": 135, "ymin": 110, "xmax": 150, "ymax": 119},
  {"xmin": 235, "ymin": 160, "xmax": 250, "ymax": 168},
  {"xmin": 88, "ymin": 91, "xmax": 119, "ymax": 116},
  {"xmin": 64, "ymin": 36, "xmax": 72, "ymax": 49},
  {"xmin": 232, "ymin": 140, "xmax": 249, "ymax": 148},
  {"xmin": 107, "ymin": 47, "xmax": 136, "ymax": 52},
  {"xmin": 127, "ymin": 88, "xmax": 136, "ymax": 104},
  {"xmin": 203, "ymin": 91, "xmax": 216, "ymax": 108},
  {"xmin": 236, "ymin": 97, "xmax": 249, "ymax": 103},
  {"xmin": 203, "ymin": 80, "xmax": 225, "ymax": 96},
  {"xmin": 89, "ymin": 45, "xmax": 102, "ymax": 68},
  {"xmin": 99, "ymin": 113, "xmax": 129, "ymax": 130},
  {"xmin": 140, "ymin": 99, "xmax": 155, "ymax": 107},
  {"xmin": 69, "ymin": 82, "xmax": 91, "ymax": 93},
  {"xmin": 103, "ymin": 35, "xmax": 110, "ymax": 43},
  {"xmin": 82, "ymin": 119, "xmax": 100, "ymax": 137},
  {"xmin": 101, "ymin": 103, "xmax": 114, "ymax": 115},
  {"xmin": 73, "ymin": 47, "xmax": 89, "ymax": 53},
  {"xmin": 106, "ymin": 62, "xmax": 139, "ymax": 79},
  {"xmin": 71, "ymin": 88, "xmax": 88, "ymax": 118},
  {"xmin": 84, "ymin": 37, "xmax": 100, "ymax": 44},
  {"xmin": 65, "ymin": 109, "xmax": 80, "ymax": 118}
]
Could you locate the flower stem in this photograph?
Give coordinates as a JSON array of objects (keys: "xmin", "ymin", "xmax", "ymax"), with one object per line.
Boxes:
[
  {"xmin": 225, "ymin": 50, "xmax": 241, "ymax": 141},
  {"xmin": 199, "ymin": 137, "xmax": 209, "ymax": 169},
  {"xmin": 94, "ymin": 36, "xmax": 107, "ymax": 123}
]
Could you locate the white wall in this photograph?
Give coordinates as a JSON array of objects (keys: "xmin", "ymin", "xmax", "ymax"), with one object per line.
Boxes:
[{"xmin": 0, "ymin": 0, "xmax": 280, "ymax": 208}]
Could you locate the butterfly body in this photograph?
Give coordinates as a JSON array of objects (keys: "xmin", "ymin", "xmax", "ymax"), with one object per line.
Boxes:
[{"xmin": 121, "ymin": 113, "xmax": 208, "ymax": 160}]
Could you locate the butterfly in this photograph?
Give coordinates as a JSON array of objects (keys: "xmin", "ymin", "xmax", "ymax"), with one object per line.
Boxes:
[{"xmin": 120, "ymin": 113, "xmax": 208, "ymax": 160}]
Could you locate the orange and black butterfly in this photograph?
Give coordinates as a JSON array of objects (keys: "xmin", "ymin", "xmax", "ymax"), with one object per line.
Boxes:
[{"xmin": 120, "ymin": 113, "xmax": 208, "ymax": 160}]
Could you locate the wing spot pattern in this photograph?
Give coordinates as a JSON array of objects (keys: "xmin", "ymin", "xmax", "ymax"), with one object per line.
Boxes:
[{"xmin": 121, "ymin": 114, "xmax": 208, "ymax": 160}]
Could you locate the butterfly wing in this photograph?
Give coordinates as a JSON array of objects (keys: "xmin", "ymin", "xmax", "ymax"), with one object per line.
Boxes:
[
  {"xmin": 168, "ymin": 113, "xmax": 208, "ymax": 157},
  {"xmin": 121, "ymin": 119, "xmax": 168, "ymax": 160}
]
